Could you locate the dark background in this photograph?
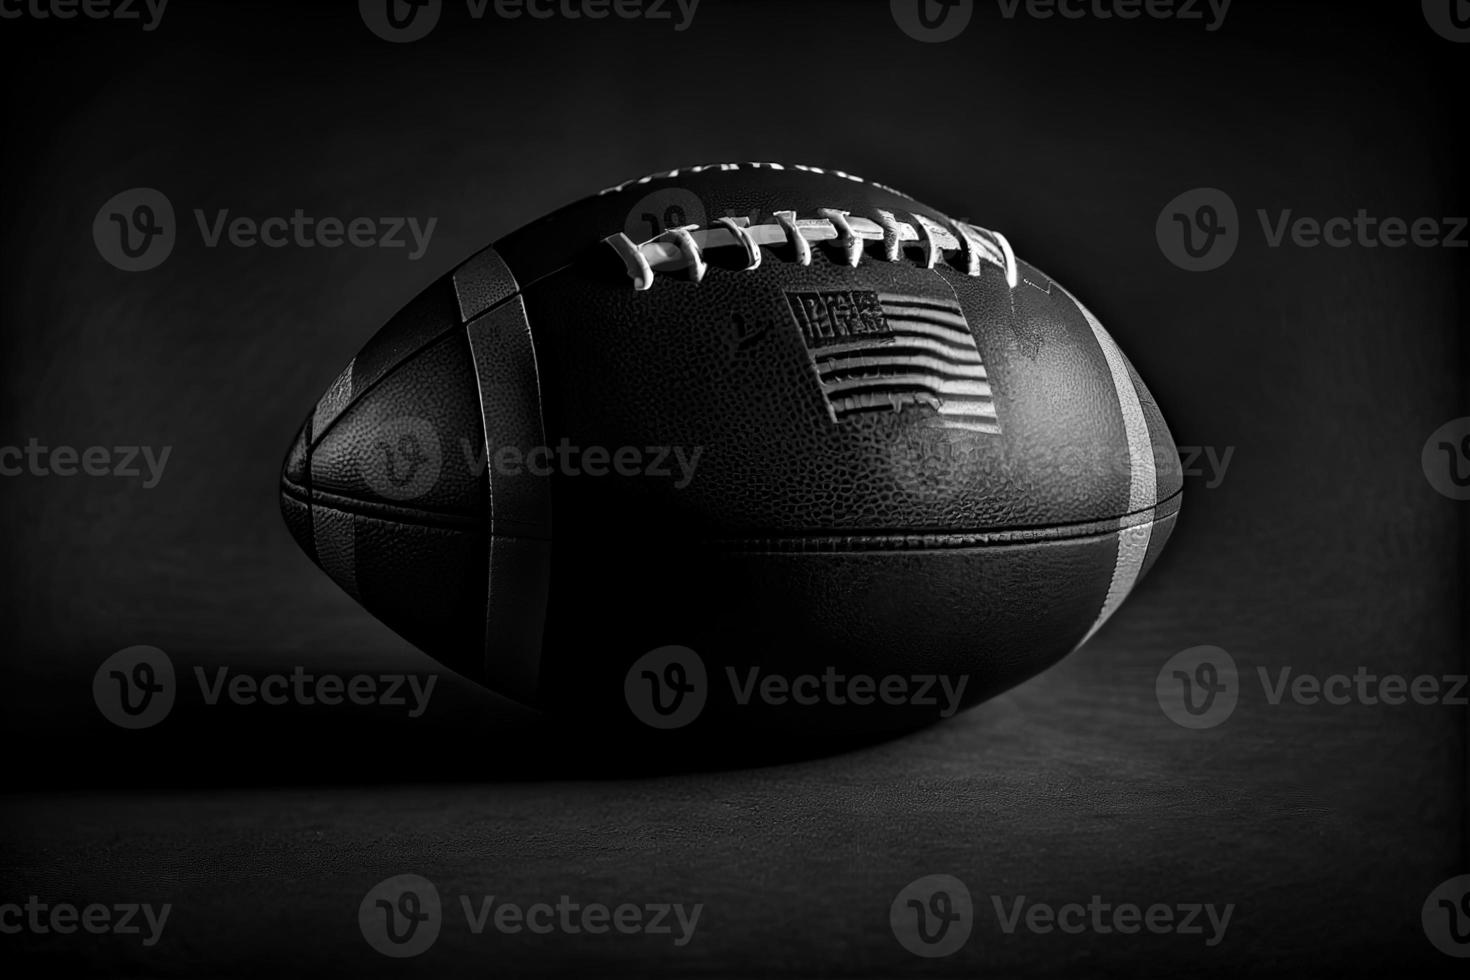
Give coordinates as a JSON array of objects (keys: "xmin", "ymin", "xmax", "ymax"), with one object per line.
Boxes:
[{"xmin": 0, "ymin": 0, "xmax": 1465, "ymax": 975}]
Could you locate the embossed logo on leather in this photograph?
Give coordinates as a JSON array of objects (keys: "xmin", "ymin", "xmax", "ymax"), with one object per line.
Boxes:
[{"xmin": 785, "ymin": 287, "xmax": 1000, "ymax": 434}]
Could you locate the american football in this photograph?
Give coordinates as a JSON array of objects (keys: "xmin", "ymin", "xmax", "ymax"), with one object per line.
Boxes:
[{"xmin": 279, "ymin": 162, "xmax": 1182, "ymax": 736}]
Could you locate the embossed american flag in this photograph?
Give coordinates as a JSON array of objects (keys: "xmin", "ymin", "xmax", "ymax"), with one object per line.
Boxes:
[{"xmin": 785, "ymin": 288, "xmax": 1000, "ymax": 434}]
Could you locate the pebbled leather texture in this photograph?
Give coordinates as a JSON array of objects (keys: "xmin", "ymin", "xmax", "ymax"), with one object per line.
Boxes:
[{"xmin": 280, "ymin": 164, "xmax": 1182, "ymax": 734}]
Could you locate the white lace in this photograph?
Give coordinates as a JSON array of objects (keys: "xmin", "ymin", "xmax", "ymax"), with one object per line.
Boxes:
[{"xmin": 604, "ymin": 210, "xmax": 1018, "ymax": 292}]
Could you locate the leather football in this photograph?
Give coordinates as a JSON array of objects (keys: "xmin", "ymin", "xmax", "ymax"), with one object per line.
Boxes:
[{"xmin": 279, "ymin": 162, "xmax": 1182, "ymax": 737}]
